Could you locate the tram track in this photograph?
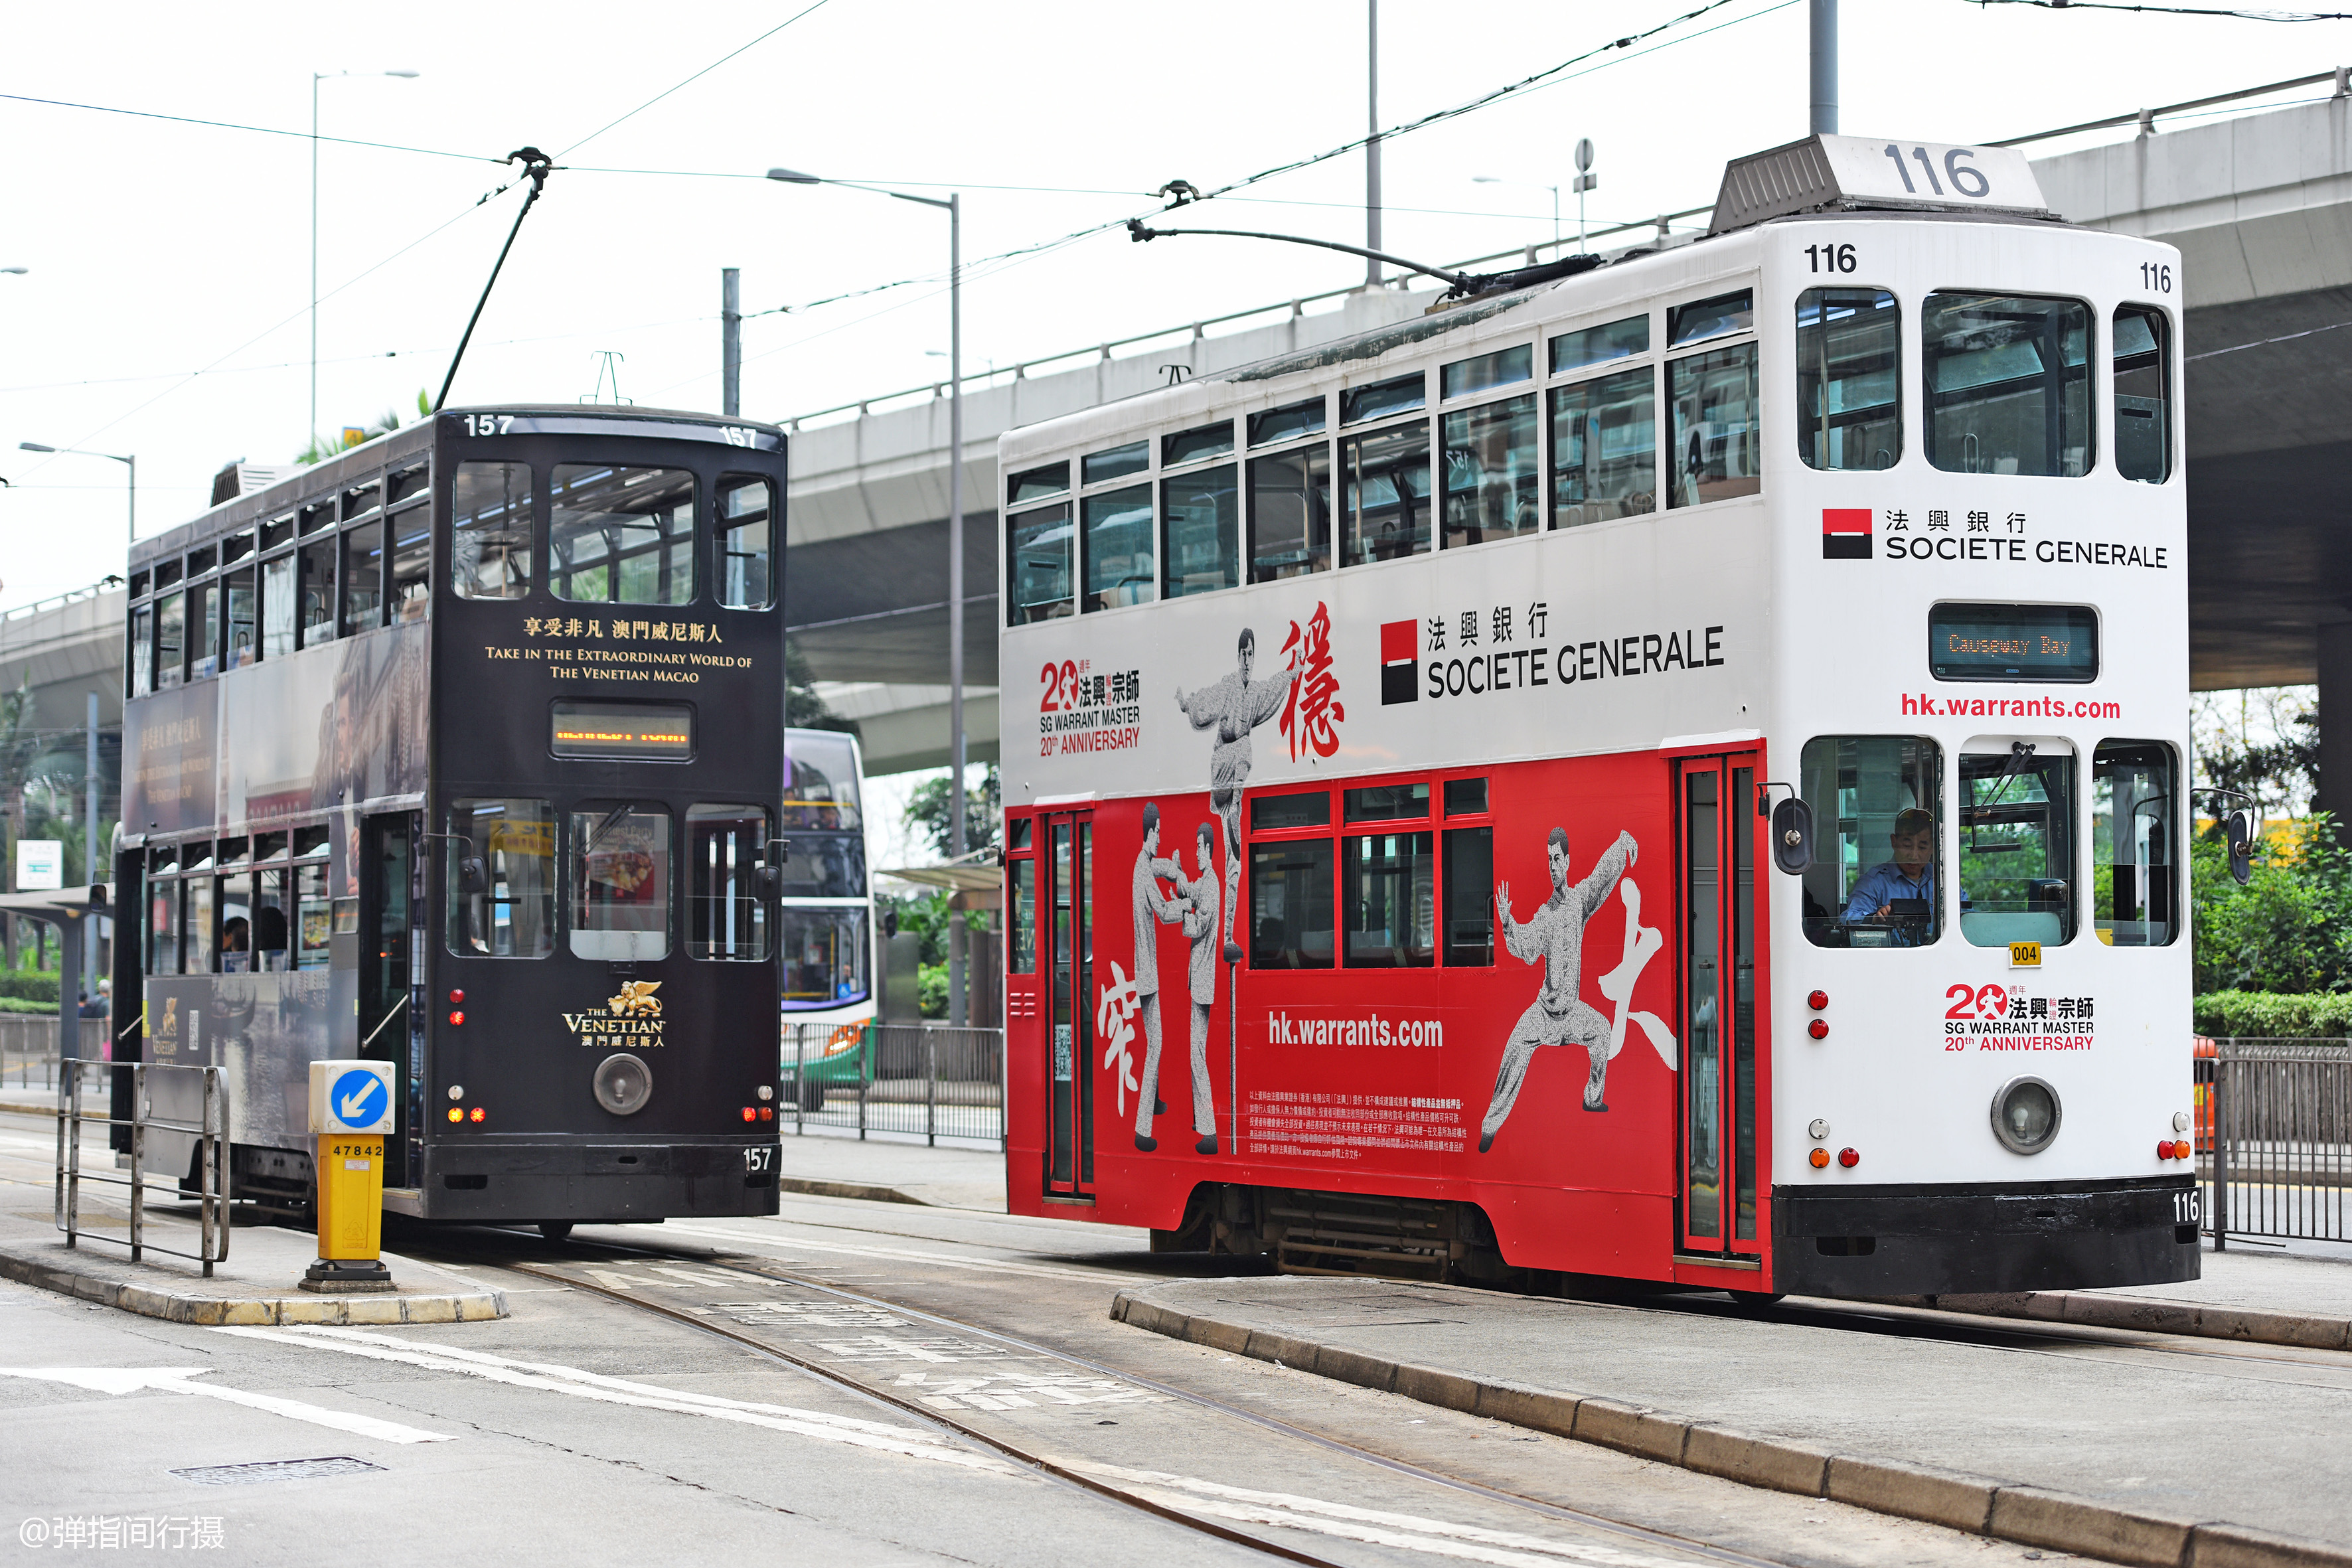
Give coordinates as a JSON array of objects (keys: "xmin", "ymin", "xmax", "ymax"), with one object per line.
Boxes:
[{"xmin": 505, "ymin": 1234, "xmax": 1803, "ymax": 1568}]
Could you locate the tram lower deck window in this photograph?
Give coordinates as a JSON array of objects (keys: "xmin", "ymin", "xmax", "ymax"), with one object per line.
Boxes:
[
  {"xmin": 687, "ymin": 804, "xmax": 770, "ymax": 961},
  {"xmin": 1799, "ymin": 736, "xmax": 1943, "ymax": 948},
  {"xmin": 571, "ymin": 803, "xmax": 671, "ymax": 962},
  {"xmin": 447, "ymin": 799, "xmax": 556, "ymax": 959},
  {"xmin": 2094, "ymin": 741, "xmax": 2177, "ymax": 946},
  {"xmin": 1959, "ymin": 741, "xmax": 2077, "ymax": 949}
]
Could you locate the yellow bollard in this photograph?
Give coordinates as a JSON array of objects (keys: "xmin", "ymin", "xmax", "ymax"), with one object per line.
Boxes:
[{"xmin": 303, "ymin": 1061, "xmax": 395, "ymax": 1293}]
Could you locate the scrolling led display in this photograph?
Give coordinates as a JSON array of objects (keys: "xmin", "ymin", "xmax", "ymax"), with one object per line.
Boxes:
[
  {"xmin": 1928, "ymin": 603, "xmax": 2098, "ymax": 683},
  {"xmin": 550, "ymin": 702, "xmax": 694, "ymax": 759}
]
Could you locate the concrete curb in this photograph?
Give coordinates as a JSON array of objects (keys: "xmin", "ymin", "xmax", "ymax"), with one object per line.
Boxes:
[
  {"xmin": 775, "ymin": 1176, "xmax": 927, "ymax": 1206},
  {"xmin": 1111, "ymin": 1287, "xmax": 2352, "ymax": 1568},
  {"xmin": 1885, "ymin": 1289, "xmax": 2352, "ymax": 1354},
  {"xmin": 0, "ymin": 1245, "xmax": 507, "ymax": 1326}
]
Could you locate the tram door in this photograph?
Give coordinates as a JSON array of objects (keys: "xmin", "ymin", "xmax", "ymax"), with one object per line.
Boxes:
[
  {"xmin": 1041, "ymin": 811, "xmax": 1095, "ymax": 1198},
  {"xmin": 360, "ymin": 812, "xmax": 420, "ymax": 1188},
  {"xmin": 1676, "ymin": 756, "xmax": 1763, "ymax": 1259}
]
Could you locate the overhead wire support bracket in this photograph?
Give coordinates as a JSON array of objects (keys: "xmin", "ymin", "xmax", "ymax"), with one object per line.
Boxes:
[
  {"xmin": 1125, "ymin": 218, "xmax": 1601, "ymax": 302},
  {"xmin": 435, "ymin": 146, "xmax": 556, "ymax": 413}
]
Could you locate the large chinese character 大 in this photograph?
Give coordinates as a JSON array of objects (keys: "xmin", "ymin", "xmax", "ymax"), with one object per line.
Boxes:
[{"xmin": 1279, "ymin": 601, "xmax": 1345, "ymax": 761}]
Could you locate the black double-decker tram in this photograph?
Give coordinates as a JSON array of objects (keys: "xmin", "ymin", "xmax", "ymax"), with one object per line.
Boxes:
[{"xmin": 117, "ymin": 406, "xmax": 788, "ymax": 1234}]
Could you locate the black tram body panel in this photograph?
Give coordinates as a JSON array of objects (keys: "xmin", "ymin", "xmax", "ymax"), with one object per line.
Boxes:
[{"xmin": 114, "ymin": 406, "xmax": 787, "ymax": 1225}]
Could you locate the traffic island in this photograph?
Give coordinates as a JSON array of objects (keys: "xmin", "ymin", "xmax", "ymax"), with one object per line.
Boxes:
[
  {"xmin": 0, "ymin": 1208, "xmax": 504, "ymax": 1326},
  {"xmin": 1111, "ymin": 1276, "xmax": 2352, "ymax": 1568}
]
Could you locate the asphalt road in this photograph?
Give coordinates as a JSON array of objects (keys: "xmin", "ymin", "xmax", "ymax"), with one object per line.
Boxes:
[{"xmin": 0, "ymin": 1130, "xmax": 2091, "ymax": 1567}]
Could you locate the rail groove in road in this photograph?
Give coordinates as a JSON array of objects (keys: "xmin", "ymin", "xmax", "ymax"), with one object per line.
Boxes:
[{"xmin": 517, "ymin": 1243, "xmax": 1798, "ymax": 1568}]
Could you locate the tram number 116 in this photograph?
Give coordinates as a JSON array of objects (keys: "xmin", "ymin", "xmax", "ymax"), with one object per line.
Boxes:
[
  {"xmin": 1804, "ymin": 244, "xmax": 1857, "ymax": 274},
  {"xmin": 2174, "ymin": 1188, "xmax": 2201, "ymax": 1227}
]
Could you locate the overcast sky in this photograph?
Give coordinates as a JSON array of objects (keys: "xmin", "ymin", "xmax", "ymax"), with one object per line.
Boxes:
[{"xmin": 1, "ymin": 0, "xmax": 2341, "ymax": 611}]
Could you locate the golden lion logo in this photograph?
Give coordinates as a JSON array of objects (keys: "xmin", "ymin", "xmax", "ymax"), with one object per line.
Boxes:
[{"xmin": 607, "ymin": 980, "xmax": 663, "ymax": 1018}]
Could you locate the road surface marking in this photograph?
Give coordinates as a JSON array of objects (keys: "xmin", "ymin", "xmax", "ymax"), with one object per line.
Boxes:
[{"xmin": 0, "ymin": 1365, "xmax": 452, "ymax": 1445}]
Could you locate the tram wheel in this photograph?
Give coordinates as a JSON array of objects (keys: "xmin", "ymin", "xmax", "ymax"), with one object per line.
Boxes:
[
  {"xmin": 538, "ymin": 1221, "xmax": 574, "ymax": 1243},
  {"xmin": 1728, "ymin": 1289, "xmax": 1785, "ymax": 1311}
]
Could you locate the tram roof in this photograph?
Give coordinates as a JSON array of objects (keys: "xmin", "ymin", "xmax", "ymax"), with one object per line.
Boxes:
[{"xmin": 129, "ymin": 403, "xmax": 787, "ymax": 571}]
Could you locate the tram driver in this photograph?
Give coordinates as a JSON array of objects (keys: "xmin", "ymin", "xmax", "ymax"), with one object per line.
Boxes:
[{"xmin": 1843, "ymin": 807, "xmax": 1942, "ymax": 939}]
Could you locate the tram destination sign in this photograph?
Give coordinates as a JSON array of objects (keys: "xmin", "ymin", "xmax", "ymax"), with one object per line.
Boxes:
[
  {"xmin": 1928, "ymin": 602, "xmax": 2097, "ymax": 683},
  {"xmin": 550, "ymin": 700, "xmax": 694, "ymax": 760}
]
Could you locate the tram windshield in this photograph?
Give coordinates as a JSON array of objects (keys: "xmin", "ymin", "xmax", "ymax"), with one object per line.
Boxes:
[
  {"xmin": 1799, "ymin": 736, "xmax": 1942, "ymax": 948},
  {"xmin": 1958, "ymin": 742, "xmax": 2077, "ymax": 949},
  {"xmin": 1923, "ymin": 293, "xmax": 2090, "ymax": 477}
]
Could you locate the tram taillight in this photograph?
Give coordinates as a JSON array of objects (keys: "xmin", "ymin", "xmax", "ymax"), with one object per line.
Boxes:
[
  {"xmin": 1808, "ymin": 1148, "xmax": 1830, "ymax": 1169},
  {"xmin": 469, "ymin": 1107, "xmax": 485, "ymax": 1123},
  {"xmin": 1838, "ymin": 1148, "xmax": 1860, "ymax": 1168},
  {"xmin": 1807, "ymin": 1020, "xmax": 1828, "ymax": 1040},
  {"xmin": 2159, "ymin": 1140, "xmax": 2177, "ymax": 1159},
  {"xmin": 1807, "ymin": 990, "xmax": 1827, "ymax": 1011},
  {"xmin": 742, "ymin": 1107, "xmax": 758, "ymax": 1123},
  {"xmin": 449, "ymin": 988, "xmax": 465, "ymax": 1005},
  {"xmin": 449, "ymin": 1010, "xmax": 466, "ymax": 1027}
]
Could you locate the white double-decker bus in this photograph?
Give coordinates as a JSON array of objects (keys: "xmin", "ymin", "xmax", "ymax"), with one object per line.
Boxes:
[{"xmin": 993, "ymin": 135, "xmax": 2195, "ymax": 1298}]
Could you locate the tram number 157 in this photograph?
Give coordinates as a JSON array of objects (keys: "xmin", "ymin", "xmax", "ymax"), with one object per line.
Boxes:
[{"xmin": 745, "ymin": 1145, "xmax": 775, "ymax": 1174}]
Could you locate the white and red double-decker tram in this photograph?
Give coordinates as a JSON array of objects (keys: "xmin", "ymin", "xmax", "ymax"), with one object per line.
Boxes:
[{"xmin": 996, "ymin": 135, "xmax": 2196, "ymax": 1298}]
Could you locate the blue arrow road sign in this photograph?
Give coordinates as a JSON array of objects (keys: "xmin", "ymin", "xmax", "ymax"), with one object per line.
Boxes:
[{"xmin": 332, "ymin": 1069, "xmax": 389, "ymax": 1129}]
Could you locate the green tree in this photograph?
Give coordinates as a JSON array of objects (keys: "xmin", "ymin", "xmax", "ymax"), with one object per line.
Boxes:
[
  {"xmin": 2191, "ymin": 813, "xmax": 2352, "ymax": 993},
  {"xmin": 298, "ymin": 388, "xmax": 431, "ymax": 465},
  {"xmin": 905, "ymin": 763, "xmax": 1000, "ymax": 859}
]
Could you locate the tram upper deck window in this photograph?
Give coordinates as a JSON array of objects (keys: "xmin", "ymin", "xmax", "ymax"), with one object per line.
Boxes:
[
  {"xmin": 1442, "ymin": 345, "xmax": 1532, "ymax": 401},
  {"xmin": 128, "ymin": 604, "xmax": 153, "ymax": 698},
  {"xmin": 1342, "ymin": 372, "xmax": 1425, "ymax": 426},
  {"xmin": 1162, "ymin": 465, "xmax": 1239, "ymax": 598},
  {"xmin": 388, "ymin": 507, "xmax": 430, "ymax": 623},
  {"xmin": 1552, "ymin": 317, "xmax": 1650, "ymax": 378},
  {"xmin": 1443, "ymin": 393, "xmax": 1539, "ymax": 547},
  {"xmin": 341, "ymin": 520, "xmax": 384, "ymax": 635},
  {"xmin": 1006, "ymin": 461, "xmax": 1069, "ymax": 506},
  {"xmin": 715, "ymin": 475, "xmax": 775, "ymax": 609},
  {"xmin": 1250, "ymin": 398, "xmax": 1326, "ymax": 448},
  {"xmin": 550, "ymin": 465, "xmax": 695, "ymax": 606},
  {"xmin": 222, "ymin": 568, "xmax": 257, "ymax": 670},
  {"xmin": 1082, "ymin": 441, "xmax": 1148, "ymax": 486},
  {"xmin": 1342, "ymin": 421, "xmax": 1431, "ymax": 565},
  {"xmin": 154, "ymin": 590, "xmax": 185, "ymax": 690},
  {"xmin": 1958, "ymin": 741, "xmax": 2077, "ymax": 948},
  {"xmin": 261, "ymin": 516, "xmax": 294, "ymax": 552},
  {"xmin": 445, "ymin": 798, "xmax": 555, "ymax": 959},
  {"xmin": 570, "ymin": 803, "xmax": 671, "ymax": 962},
  {"xmin": 1670, "ymin": 291, "xmax": 1753, "ymax": 347},
  {"xmin": 261, "ymin": 554, "xmax": 295, "ymax": 659},
  {"xmin": 298, "ymin": 538, "xmax": 335, "ymax": 645},
  {"xmin": 1796, "ymin": 288, "xmax": 1899, "ymax": 471},
  {"xmin": 451, "ymin": 461, "xmax": 533, "ymax": 599},
  {"xmin": 1082, "ymin": 484, "xmax": 1154, "ymax": 611},
  {"xmin": 1550, "ymin": 366, "xmax": 1656, "ymax": 528},
  {"xmin": 1006, "ymin": 503, "xmax": 1073, "ymax": 623},
  {"xmin": 1163, "ymin": 421, "xmax": 1233, "ymax": 468},
  {"xmin": 1668, "ymin": 343, "xmax": 1759, "ymax": 507},
  {"xmin": 686, "ymin": 803, "xmax": 771, "ymax": 961},
  {"xmin": 2093, "ymin": 741, "xmax": 2177, "ymax": 946},
  {"xmin": 1922, "ymin": 293, "xmax": 2090, "ymax": 477},
  {"xmin": 2114, "ymin": 305, "xmax": 2171, "ymax": 484},
  {"xmin": 1248, "ymin": 443, "xmax": 1331, "ymax": 581},
  {"xmin": 186, "ymin": 578, "xmax": 218, "ymax": 681},
  {"xmin": 1798, "ymin": 735, "xmax": 1942, "ymax": 948}
]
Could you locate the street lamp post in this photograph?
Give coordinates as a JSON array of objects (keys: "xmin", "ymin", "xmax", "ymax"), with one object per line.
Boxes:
[
  {"xmin": 767, "ymin": 169, "xmax": 969, "ymax": 1023},
  {"xmin": 19, "ymin": 443, "xmax": 133, "ymax": 544},
  {"xmin": 314, "ymin": 70, "xmax": 420, "ymax": 453}
]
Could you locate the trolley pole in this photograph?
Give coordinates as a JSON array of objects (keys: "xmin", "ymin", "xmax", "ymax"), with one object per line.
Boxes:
[
  {"xmin": 720, "ymin": 268, "xmax": 742, "ymax": 418},
  {"xmin": 1810, "ymin": 0, "xmax": 1839, "ymax": 136},
  {"xmin": 1365, "ymin": 0, "xmax": 1382, "ymax": 287}
]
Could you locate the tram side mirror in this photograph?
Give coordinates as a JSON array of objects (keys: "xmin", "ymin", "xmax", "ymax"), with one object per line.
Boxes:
[
  {"xmin": 2227, "ymin": 810, "xmax": 2254, "ymax": 886},
  {"xmin": 458, "ymin": 855, "xmax": 489, "ymax": 897},
  {"xmin": 1771, "ymin": 797, "xmax": 1815, "ymax": 875},
  {"xmin": 755, "ymin": 864, "xmax": 781, "ymax": 898}
]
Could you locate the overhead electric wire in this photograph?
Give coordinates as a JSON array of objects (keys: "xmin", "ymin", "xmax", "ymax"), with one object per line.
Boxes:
[
  {"xmin": 1972, "ymin": 0, "xmax": 2352, "ymax": 17},
  {"xmin": 553, "ymin": 0, "xmax": 833, "ymax": 158},
  {"xmin": 0, "ymin": 90, "xmax": 501, "ymax": 163}
]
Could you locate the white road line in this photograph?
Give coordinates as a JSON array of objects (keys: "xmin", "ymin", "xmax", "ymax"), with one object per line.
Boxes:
[
  {"xmin": 0, "ymin": 1366, "xmax": 453, "ymax": 1445},
  {"xmin": 209, "ymin": 1325, "xmax": 1017, "ymax": 1474},
  {"xmin": 1077, "ymin": 1462, "xmax": 1701, "ymax": 1568},
  {"xmin": 655, "ymin": 1221, "xmax": 1141, "ymax": 1283}
]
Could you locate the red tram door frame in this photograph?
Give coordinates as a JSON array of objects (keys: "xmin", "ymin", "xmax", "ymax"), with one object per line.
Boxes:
[
  {"xmin": 1040, "ymin": 809, "xmax": 1096, "ymax": 1200},
  {"xmin": 1673, "ymin": 752, "xmax": 1771, "ymax": 1274}
]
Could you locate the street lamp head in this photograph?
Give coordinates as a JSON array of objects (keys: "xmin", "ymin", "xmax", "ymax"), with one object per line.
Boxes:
[
  {"xmin": 766, "ymin": 167, "xmax": 822, "ymax": 185},
  {"xmin": 0, "ymin": 266, "xmax": 26, "ymax": 275},
  {"xmin": 385, "ymin": 69, "xmax": 422, "ymax": 78},
  {"xmin": 1472, "ymin": 176, "xmax": 1502, "ymax": 184},
  {"xmin": 19, "ymin": 442, "xmax": 55, "ymax": 453}
]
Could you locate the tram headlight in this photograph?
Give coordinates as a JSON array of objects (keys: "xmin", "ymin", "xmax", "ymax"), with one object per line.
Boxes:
[{"xmin": 1990, "ymin": 1076, "xmax": 2062, "ymax": 1155}]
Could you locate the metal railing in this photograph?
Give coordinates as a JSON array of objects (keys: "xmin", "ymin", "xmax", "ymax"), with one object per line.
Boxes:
[
  {"xmin": 782, "ymin": 1020, "xmax": 1004, "ymax": 1149},
  {"xmin": 2199, "ymin": 1037, "xmax": 2352, "ymax": 1247},
  {"xmin": 0, "ymin": 1020, "xmax": 111, "ymax": 1091},
  {"xmin": 56, "ymin": 1059, "xmax": 228, "ymax": 1276}
]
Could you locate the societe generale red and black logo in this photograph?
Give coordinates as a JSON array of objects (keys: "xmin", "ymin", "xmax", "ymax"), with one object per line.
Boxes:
[
  {"xmin": 1379, "ymin": 619, "xmax": 1418, "ymax": 704},
  {"xmin": 1822, "ymin": 508, "xmax": 1872, "ymax": 560}
]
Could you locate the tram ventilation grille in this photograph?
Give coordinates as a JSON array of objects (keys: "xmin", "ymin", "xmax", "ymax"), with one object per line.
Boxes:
[
  {"xmin": 171, "ymin": 1457, "xmax": 385, "ymax": 1488},
  {"xmin": 1263, "ymin": 1190, "xmax": 1466, "ymax": 1282}
]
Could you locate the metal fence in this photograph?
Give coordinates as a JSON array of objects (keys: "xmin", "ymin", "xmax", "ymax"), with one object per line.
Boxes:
[
  {"xmin": 2201, "ymin": 1037, "xmax": 2352, "ymax": 1247},
  {"xmin": 782, "ymin": 1021, "xmax": 1004, "ymax": 1148},
  {"xmin": 56, "ymin": 1058, "xmax": 229, "ymax": 1276},
  {"xmin": 0, "ymin": 1020, "xmax": 113, "ymax": 1091}
]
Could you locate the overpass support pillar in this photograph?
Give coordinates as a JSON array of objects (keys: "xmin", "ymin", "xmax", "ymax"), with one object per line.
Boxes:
[{"xmin": 2316, "ymin": 624, "xmax": 2352, "ymax": 836}]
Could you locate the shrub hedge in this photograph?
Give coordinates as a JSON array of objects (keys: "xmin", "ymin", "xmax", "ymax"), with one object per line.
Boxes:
[
  {"xmin": 0, "ymin": 972, "xmax": 60, "ymax": 1006},
  {"xmin": 2195, "ymin": 990, "xmax": 2352, "ymax": 1039}
]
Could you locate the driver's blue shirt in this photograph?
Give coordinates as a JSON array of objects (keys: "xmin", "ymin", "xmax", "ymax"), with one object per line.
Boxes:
[{"xmin": 1843, "ymin": 860, "xmax": 1935, "ymax": 922}]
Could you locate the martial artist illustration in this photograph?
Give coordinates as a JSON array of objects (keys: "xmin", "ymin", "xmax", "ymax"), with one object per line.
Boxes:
[
  {"xmin": 1479, "ymin": 825, "xmax": 1639, "ymax": 1151},
  {"xmin": 1175, "ymin": 627, "xmax": 1295, "ymax": 961},
  {"xmin": 1171, "ymin": 821, "xmax": 1223, "ymax": 1154},
  {"xmin": 1129, "ymin": 803, "xmax": 1189, "ymax": 1152}
]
